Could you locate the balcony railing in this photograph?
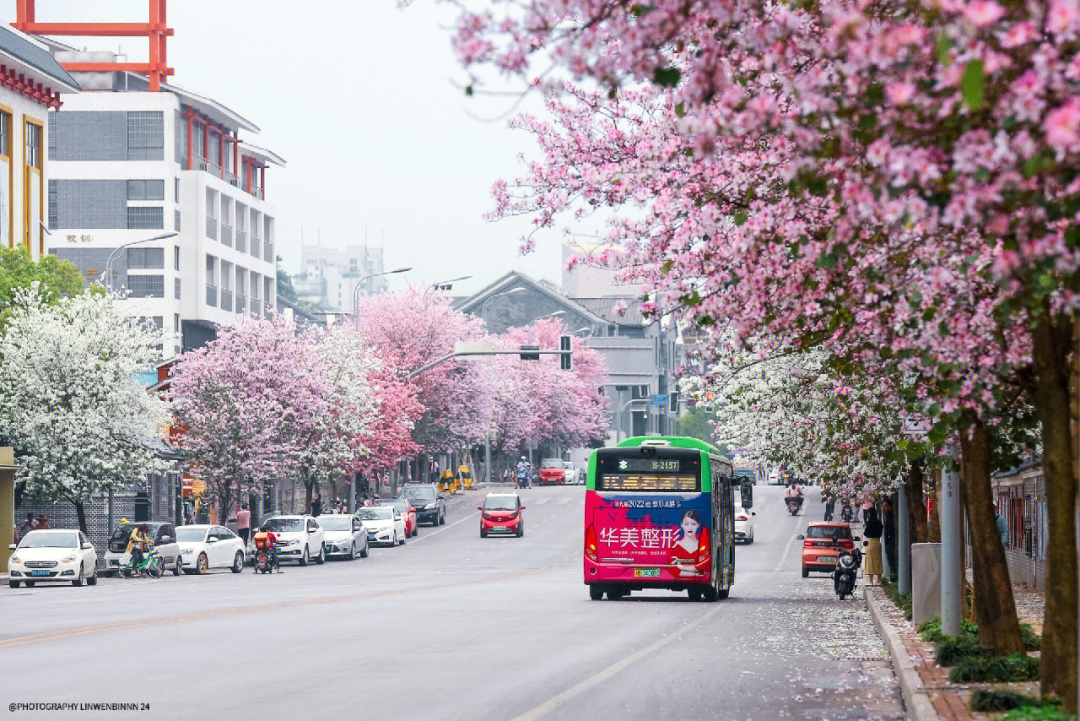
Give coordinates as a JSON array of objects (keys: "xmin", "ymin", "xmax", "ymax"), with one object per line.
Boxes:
[
  {"xmin": 220, "ymin": 223, "xmax": 233, "ymax": 248},
  {"xmin": 206, "ymin": 216, "xmax": 217, "ymax": 240},
  {"xmin": 205, "ymin": 284, "xmax": 217, "ymax": 307},
  {"xmin": 235, "ymin": 230, "xmax": 247, "ymax": 254},
  {"xmin": 263, "ymin": 241, "xmax": 273, "ymax": 262},
  {"xmin": 236, "ymin": 294, "xmax": 247, "ymax": 315},
  {"xmin": 251, "ymin": 297, "xmax": 261, "ymax": 317},
  {"xmin": 221, "ymin": 289, "xmax": 233, "ymax": 312}
]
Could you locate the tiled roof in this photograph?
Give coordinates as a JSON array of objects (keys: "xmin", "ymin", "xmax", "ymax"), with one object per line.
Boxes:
[
  {"xmin": 572, "ymin": 296, "xmax": 646, "ymax": 325},
  {"xmin": 0, "ymin": 27, "xmax": 79, "ymax": 91}
]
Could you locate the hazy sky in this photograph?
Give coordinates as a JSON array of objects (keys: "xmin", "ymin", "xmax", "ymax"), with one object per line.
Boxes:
[{"xmin": 3, "ymin": 0, "xmax": 563, "ymax": 296}]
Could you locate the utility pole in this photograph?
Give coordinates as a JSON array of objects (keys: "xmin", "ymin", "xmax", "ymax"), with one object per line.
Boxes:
[
  {"xmin": 484, "ymin": 433, "xmax": 492, "ymax": 485},
  {"xmin": 940, "ymin": 460, "xmax": 962, "ymax": 636},
  {"xmin": 897, "ymin": 482, "xmax": 911, "ymax": 595}
]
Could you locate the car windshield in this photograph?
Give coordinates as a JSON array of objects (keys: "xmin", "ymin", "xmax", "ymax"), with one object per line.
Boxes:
[
  {"xmin": 263, "ymin": 518, "xmax": 305, "ymax": 532},
  {"xmin": 318, "ymin": 516, "xmax": 352, "ymax": 531},
  {"xmin": 808, "ymin": 526, "xmax": 851, "ymax": 540},
  {"xmin": 379, "ymin": 500, "xmax": 408, "ymax": 512},
  {"xmin": 175, "ymin": 527, "xmax": 207, "ymax": 543},
  {"xmin": 540, "ymin": 459, "xmax": 563, "ymax": 468},
  {"xmin": 402, "ymin": 488, "xmax": 435, "ymax": 502},
  {"xmin": 484, "ymin": 497, "xmax": 518, "ymax": 511},
  {"xmin": 359, "ymin": 508, "xmax": 393, "ymax": 521},
  {"xmin": 19, "ymin": 531, "xmax": 77, "ymax": 549},
  {"xmin": 109, "ymin": 523, "xmax": 162, "ymax": 542}
]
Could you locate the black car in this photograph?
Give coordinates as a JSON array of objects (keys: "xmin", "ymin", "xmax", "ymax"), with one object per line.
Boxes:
[{"xmin": 399, "ymin": 483, "xmax": 446, "ymax": 526}]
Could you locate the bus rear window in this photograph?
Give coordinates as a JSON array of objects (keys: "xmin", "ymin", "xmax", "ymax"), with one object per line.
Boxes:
[{"xmin": 598, "ymin": 474, "xmax": 699, "ymax": 492}]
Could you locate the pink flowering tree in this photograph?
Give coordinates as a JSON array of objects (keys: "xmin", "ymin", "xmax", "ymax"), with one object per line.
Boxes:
[{"xmin": 354, "ymin": 362, "xmax": 423, "ymax": 479}]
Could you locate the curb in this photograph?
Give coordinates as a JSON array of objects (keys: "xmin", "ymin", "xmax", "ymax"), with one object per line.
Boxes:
[{"xmin": 865, "ymin": 586, "xmax": 940, "ymax": 721}]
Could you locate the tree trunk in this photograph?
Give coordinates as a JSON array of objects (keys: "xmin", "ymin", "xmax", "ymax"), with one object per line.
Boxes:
[
  {"xmin": 927, "ymin": 466, "xmax": 942, "ymax": 543},
  {"xmin": 907, "ymin": 462, "xmax": 929, "ymax": 543},
  {"xmin": 1030, "ymin": 312, "xmax": 1078, "ymax": 710},
  {"xmin": 304, "ymin": 479, "xmax": 314, "ymax": 515},
  {"xmin": 957, "ymin": 415, "xmax": 1024, "ymax": 653},
  {"xmin": 73, "ymin": 499, "xmax": 88, "ymax": 535}
]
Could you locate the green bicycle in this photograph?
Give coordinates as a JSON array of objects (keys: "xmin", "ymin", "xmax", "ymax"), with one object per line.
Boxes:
[{"xmin": 121, "ymin": 550, "xmax": 163, "ymax": 579}]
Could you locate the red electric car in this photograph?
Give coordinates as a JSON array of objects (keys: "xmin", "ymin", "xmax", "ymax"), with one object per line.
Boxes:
[
  {"xmin": 479, "ymin": 493, "xmax": 525, "ymax": 538},
  {"xmin": 799, "ymin": 522, "xmax": 857, "ymax": 577},
  {"xmin": 537, "ymin": 458, "xmax": 567, "ymax": 485}
]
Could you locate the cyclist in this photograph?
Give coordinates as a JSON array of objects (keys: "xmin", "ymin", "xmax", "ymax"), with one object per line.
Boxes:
[
  {"xmin": 126, "ymin": 523, "xmax": 154, "ymax": 578},
  {"xmin": 516, "ymin": 456, "xmax": 532, "ymax": 489}
]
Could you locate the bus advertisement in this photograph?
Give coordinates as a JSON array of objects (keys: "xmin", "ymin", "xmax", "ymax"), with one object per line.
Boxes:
[{"xmin": 584, "ymin": 436, "xmax": 736, "ymax": 602}]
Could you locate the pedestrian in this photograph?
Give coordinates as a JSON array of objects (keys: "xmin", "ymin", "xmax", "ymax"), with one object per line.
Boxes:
[
  {"xmin": 823, "ymin": 491, "xmax": 835, "ymax": 522},
  {"xmin": 236, "ymin": 503, "xmax": 251, "ymax": 547},
  {"xmin": 861, "ymin": 496, "xmax": 874, "ymax": 524},
  {"xmin": 36, "ymin": 514, "xmax": 50, "ymax": 530},
  {"xmin": 863, "ymin": 508, "xmax": 884, "ymax": 586},
  {"xmin": 882, "ymin": 499, "xmax": 897, "ymax": 583},
  {"xmin": 19, "ymin": 512, "xmax": 36, "ymax": 538},
  {"xmin": 310, "ymin": 491, "xmax": 322, "ymax": 518},
  {"xmin": 996, "ymin": 511, "xmax": 1008, "ymax": 546}
]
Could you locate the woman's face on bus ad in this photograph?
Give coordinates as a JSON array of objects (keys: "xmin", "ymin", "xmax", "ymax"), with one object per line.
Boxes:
[{"xmin": 681, "ymin": 513, "xmax": 700, "ymax": 538}]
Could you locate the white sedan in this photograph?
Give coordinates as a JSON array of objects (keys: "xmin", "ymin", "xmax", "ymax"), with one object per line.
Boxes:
[
  {"xmin": 8, "ymin": 529, "xmax": 98, "ymax": 588},
  {"xmin": 317, "ymin": 514, "xmax": 369, "ymax": 560},
  {"xmin": 261, "ymin": 515, "xmax": 325, "ymax": 566},
  {"xmin": 176, "ymin": 525, "xmax": 246, "ymax": 574},
  {"xmin": 357, "ymin": 506, "xmax": 406, "ymax": 547},
  {"xmin": 735, "ymin": 505, "xmax": 756, "ymax": 544}
]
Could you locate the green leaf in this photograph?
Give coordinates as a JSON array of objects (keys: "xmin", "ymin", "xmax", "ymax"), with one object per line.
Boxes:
[
  {"xmin": 464, "ymin": 85, "xmax": 474, "ymax": 97},
  {"xmin": 661, "ymin": 260, "xmax": 674, "ymax": 274},
  {"xmin": 934, "ymin": 28, "xmax": 953, "ymax": 67},
  {"xmin": 674, "ymin": 102, "xmax": 685, "ymax": 118},
  {"xmin": 630, "ymin": 3, "xmax": 655, "ymax": 17},
  {"xmin": 652, "ymin": 66, "xmax": 681, "ymax": 88},
  {"xmin": 733, "ymin": 211, "xmax": 748, "ymax": 226},
  {"xmin": 681, "ymin": 290, "xmax": 702, "ymax": 307},
  {"xmin": 961, "ymin": 60, "xmax": 984, "ymax": 111},
  {"xmin": 816, "ymin": 253, "xmax": 838, "ymax": 269}
]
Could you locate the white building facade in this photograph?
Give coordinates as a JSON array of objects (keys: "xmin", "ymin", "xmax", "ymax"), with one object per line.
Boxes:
[
  {"xmin": 293, "ymin": 243, "xmax": 385, "ymax": 312},
  {"xmin": 43, "ymin": 49, "xmax": 282, "ymax": 356},
  {"xmin": 0, "ymin": 28, "xmax": 78, "ymax": 260}
]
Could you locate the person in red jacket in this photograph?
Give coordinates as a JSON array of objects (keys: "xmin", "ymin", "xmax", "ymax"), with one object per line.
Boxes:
[{"xmin": 253, "ymin": 528, "xmax": 281, "ymax": 573}]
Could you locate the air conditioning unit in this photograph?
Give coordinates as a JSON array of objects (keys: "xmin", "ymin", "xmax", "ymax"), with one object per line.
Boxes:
[
  {"xmin": 199, "ymin": 162, "xmax": 209, "ymax": 172},
  {"xmin": 229, "ymin": 179, "xmax": 238, "ymax": 187}
]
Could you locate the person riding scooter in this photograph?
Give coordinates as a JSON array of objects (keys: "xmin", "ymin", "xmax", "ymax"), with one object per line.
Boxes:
[
  {"xmin": 784, "ymin": 481, "xmax": 804, "ymax": 513},
  {"xmin": 252, "ymin": 528, "xmax": 281, "ymax": 573}
]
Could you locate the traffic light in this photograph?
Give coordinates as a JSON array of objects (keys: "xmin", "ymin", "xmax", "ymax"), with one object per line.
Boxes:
[
  {"xmin": 668, "ymin": 391, "xmax": 679, "ymax": 412},
  {"xmin": 519, "ymin": 345, "xmax": 540, "ymax": 361},
  {"xmin": 559, "ymin": 334, "xmax": 572, "ymax": 371}
]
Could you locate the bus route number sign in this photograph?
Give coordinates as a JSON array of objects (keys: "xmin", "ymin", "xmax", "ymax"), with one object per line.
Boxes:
[{"xmin": 617, "ymin": 458, "xmax": 681, "ymax": 473}]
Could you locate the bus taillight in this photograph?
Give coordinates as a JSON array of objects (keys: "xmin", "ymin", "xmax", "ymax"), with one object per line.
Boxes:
[{"xmin": 585, "ymin": 524, "xmax": 598, "ymax": 562}]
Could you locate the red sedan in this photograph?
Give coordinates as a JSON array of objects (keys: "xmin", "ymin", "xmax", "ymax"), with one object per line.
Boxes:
[
  {"xmin": 537, "ymin": 458, "xmax": 567, "ymax": 485},
  {"xmin": 479, "ymin": 493, "xmax": 525, "ymax": 538},
  {"xmin": 379, "ymin": 498, "xmax": 418, "ymax": 538},
  {"xmin": 799, "ymin": 522, "xmax": 856, "ymax": 577}
]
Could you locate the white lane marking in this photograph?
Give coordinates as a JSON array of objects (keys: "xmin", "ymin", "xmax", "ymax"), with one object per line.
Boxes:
[
  {"xmin": 535, "ymin": 498, "xmax": 551, "ymax": 505},
  {"xmin": 510, "ymin": 602, "xmax": 729, "ymax": 721},
  {"xmin": 773, "ymin": 512, "xmax": 810, "ymax": 572},
  {"xmin": 558, "ymin": 497, "xmax": 572, "ymax": 505},
  {"xmin": 407, "ymin": 511, "xmax": 478, "ymax": 544}
]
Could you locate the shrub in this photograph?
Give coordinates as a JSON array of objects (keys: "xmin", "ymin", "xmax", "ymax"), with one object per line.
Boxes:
[
  {"xmin": 1000, "ymin": 706, "xmax": 1075, "ymax": 721},
  {"xmin": 949, "ymin": 653, "xmax": 1040, "ymax": 684},
  {"xmin": 970, "ymin": 690, "xmax": 1043, "ymax": 712},
  {"xmin": 919, "ymin": 617, "xmax": 978, "ymax": 645},
  {"xmin": 936, "ymin": 635, "xmax": 991, "ymax": 667},
  {"xmin": 1020, "ymin": 623, "xmax": 1041, "ymax": 651},
  {"xmin": 882, "ymin": 580, "xmax": 912, "ymax": 620}
]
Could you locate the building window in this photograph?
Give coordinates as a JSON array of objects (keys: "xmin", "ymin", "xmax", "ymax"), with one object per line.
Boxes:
[
  {"xmin": 175, "ymin": 209, "xmax": 181, "ymax": 232},
  {"xmin": 127, "ymin": 179, "xmax": 165, "ymax": 201},
  {"xmin": 126, "ymin": 206, "xmax": 164, "ymax": 230},
  {"xmin": 174, "ymin": 277, "xmax": 181, "ymax": 299},
  {"xmin": 174, "ymin": 246, "xmax": 180, "ymax": 271},
  {"xmin": 139, "ymin": 315, "xmax": 164, "ymax": 330},
  {"xmin": 25, "ymin": 122, "xmax": 41, "ymax": 169},
  {"xmin": 174, "ymin": 177, "xmax": 180, "ymax": 203},
  {"xmin": 47, "ymin": 112, "xmax": 57, "ymax": 158},
  {"xmin": 128, "ymin": 275, "xmax": 164, "ymax": 298},
  {"xmin": 48, "ymin": 180, "xmax": 58, "ymax": 230},
  {"xmin": 126, "ymin": 111, "xmax": 164, "ymax": 160},
  {"xmin": 174, "ymin": 313, "xmax": 180, "ymax": 334},
  {"xmin": 126, "ymin": 247, "xmax": 164, "ymax": 269},
  {"xmin": 0, "ymin": 111, "xmax": 8, "ymax": 247}
]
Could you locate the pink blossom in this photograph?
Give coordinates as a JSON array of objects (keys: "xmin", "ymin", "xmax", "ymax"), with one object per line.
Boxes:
[
  {"xmin": 963, "ymin": 0, "xmax": 1006, "ymax": 27},
  {"xmin": 1044, "ymin": 98, "xmax": 1080, "ymax": 151}
]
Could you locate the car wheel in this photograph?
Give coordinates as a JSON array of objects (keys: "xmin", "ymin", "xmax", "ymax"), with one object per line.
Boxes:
[
  {"xmin": 480, "ymin": 529, "xmax": 487, "ymax": 538},
  {"xmin": 801, "ymin": 568, "xmax": 809, "ymax": 578},
  {"xmin": 23, "ymin": 580, "xmax": 34, "ymax": 588},
  {"xmin": 516, "ymin": 523, "xmax": 524, "ymax": 538},
  {"xmin": 173, "ymin": 558, "xmax": 183, "ymax": 576},
  {"xmin": 87, "ymin": 567, "xmax": 98, "ymax": 586},
  {"xmin": 349, "ymin": 543, "xmax": 356, "ymax": 560},
  {"xmin": 717, "ymin": 588, "xmax": 730, "ymax": 600},
  {"xmin": 196, "ymin": 553, "xmax": 209, "ymax": 575},
  {"xmin": 748, "ymin": 531, "xmax": 754, "ymax": 544},
  {"xmin": 687, "ymin": 587, "xmax": 702, "ymax": 601},
  {"xmin": 8, "ymin": 580, "xmax": 19, "ymax": 588},
  {"xmin": 360, "ymin": 542, "xmax": 368, "ymax": 559},
  {"xmin": 588, "ymin": 585, "xmax": 604, "ymax": 601},
  {"xmin": 73, "ymin": 566, "xmax": 84, "ymax": 587},
  {"xmin": 231, "ymin": 552, "xmax": 244, "ymax": 573},
  {"xmin": 702, "ymin": 583, "xmax": 719, "ymax": 602},
  {"xmin": 299, "ymin": 548, "xmax": 309, "ymax": 567},
  {"xmin": 315, "ymin": 546, "xmax": 326, "ymax": 565},
  {"xmin": 439, "ymin": 511, "xmax": 446, "ymax": 526}
]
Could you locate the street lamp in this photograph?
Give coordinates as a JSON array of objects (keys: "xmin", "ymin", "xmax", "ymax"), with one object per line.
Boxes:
[
  {"xmin": 102, "ymin": 232, "xmax": 179, "ymax": 290},
  {"xmin": 478, "ymin": 286, "xmax": 526, "ymax": 331},
  {"xmin": 352, "ymin": 267, "xmax": 412, "ymax": 329},
  {"xmin": 431, "ymin": 275, "xmax": 472, "ymax": 292}
]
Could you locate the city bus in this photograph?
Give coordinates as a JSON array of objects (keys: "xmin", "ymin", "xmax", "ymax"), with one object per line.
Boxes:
[{"xmin": 584, "ymin": 436, "xmax": 746, "ymax": 601}]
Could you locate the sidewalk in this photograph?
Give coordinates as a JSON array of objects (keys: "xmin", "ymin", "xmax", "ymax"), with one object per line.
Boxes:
[{"xmin": 866, "ymin": 585, "xmax": 1044, "ymax": 721}]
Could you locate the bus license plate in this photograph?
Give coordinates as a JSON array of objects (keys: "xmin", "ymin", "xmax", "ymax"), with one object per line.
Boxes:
[{"xmin": 634, "ymin": 569, "xmax": 660, "ymax": 578}]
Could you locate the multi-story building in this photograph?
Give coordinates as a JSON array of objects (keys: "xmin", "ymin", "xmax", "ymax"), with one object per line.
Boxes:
[
  {"xmin": 0, "ymin": 27, "xmax": 78, "ymax": 260},
  {"xmin": 292, "ymin": 243, "xmax": 386, "ymax": 312},
  {"xmin": 40, "ymin": 45, "xmax": 283, "ymax": 356}
]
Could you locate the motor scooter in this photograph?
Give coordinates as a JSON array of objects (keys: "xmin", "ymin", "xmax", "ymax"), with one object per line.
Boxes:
[
  {"xmin": 785, "ymin": 496, "xmax": 803, "ymax": 515},
  {"xmin": 254, "ymin": 546, "xmax": 274, "ymax": 574},
  {"xmin": 833, "ymin": 541, "xmax": 864, "ymax": 600}
]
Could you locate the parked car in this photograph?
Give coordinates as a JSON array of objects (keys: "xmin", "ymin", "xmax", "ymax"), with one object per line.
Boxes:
[
  {"xmin": 479, "ymin": 493, "xmax": 525, "ymax": 538},
  {"xmin": 378, "ymin": 498, "xmax": 417, "ymax": 537},
  {"xmin": 261, "ymin": 516, "xmax": 325, "ymax": 566},
  {"xmin": 399, "ymin": 483, "xmax": 446, "ymax": 526},
  {"xmin": 8, "ymin": 529, "xmax": 98, "ymax": 588},
  {"xmin": 104, "ymin": 522, "xmax": 182, "ymax": 577},
  {"xmin": 537, "ymin": 458, "xmax": 567, "ymax": 485},
  {"xmin": 176, "ymin": 525, "xmax": 246, "ymax": 574},
  {"xmin": 734, "ymin": 506, "xmax": 756, "ymax": 544},
  {"xmin": 357, "ymin": 506, "xmax": 406, "ymax": 546},
  {"xmin": 798, "ymin": 522, "xmax": 857, "ymax": 577},
  {"xmin": 317, "ymin": 514, "xmax": 369, "ymax": 560}
]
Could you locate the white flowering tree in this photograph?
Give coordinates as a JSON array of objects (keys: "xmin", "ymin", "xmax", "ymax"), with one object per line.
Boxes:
[{"xmin": 0, "ymin": 287, "xmax": 170, "ymax": 533}]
